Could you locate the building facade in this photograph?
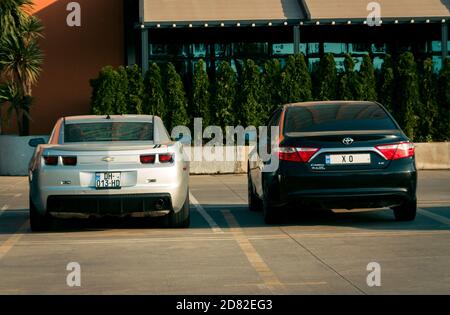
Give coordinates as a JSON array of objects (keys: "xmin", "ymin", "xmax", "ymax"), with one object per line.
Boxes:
[{"xmin": 18, "ymin": 0, "xmax": 450, "ymax": 134}]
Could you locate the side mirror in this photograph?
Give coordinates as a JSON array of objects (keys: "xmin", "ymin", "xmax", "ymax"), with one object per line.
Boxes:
[{"xmin": 28, "ymin": 138, "xmax": 46, "ymax": 148}]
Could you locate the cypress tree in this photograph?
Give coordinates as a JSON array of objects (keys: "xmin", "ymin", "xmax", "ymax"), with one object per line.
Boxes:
[
  {"xmin": 437, "ymin": 57, "xmax": 450, "ymax": 141},
  {"xmin": 395, "ymin": 52, "xmax": 421, "ymax": 140},
  {"xmin": 125, "ymin": 64, "xmax": 144, "ymax": 114},
  {"xmin": 419, "ymin": 58, "xmax": 439, "ymax": 141},
  {"xmin": 339, "ymin": 54, "xmax": 363, "ymax": 100},
  {"xmin": 239, "ymin": 59, "xmax": 263, "ymax": 127},
  {"xmin": 212, "ymin": 61, "xmax": 237, "ymax": 128},
  {"xmin": 115, "ymin": 66, "xmax": 128, "ymax": 114},
  {"xmin": 316, "ymin": 53, "xmax": 337, "ymax": 101},
  {"xmin": 261, "ymin": 59, "xmax": 282, "ymax": 118},
  {"xmin": 378, "ymin": 54, "xmax": 395, "ymax": 114},
  {"xmin": 191, "ymin": 59, "xmax": 211, "ymax": 126},
  {"xmin": 164, "ymin": 62, "xmax": 189, "ymax": 130},
  {"xmin": 359, "ymin": 54, "xmax": 377, "ymax": 101},
  {"xmin": 280, "ymin": 54, "xmax": 312, "ymax": 104},
  {"xmin": 90, "ymin": 66, "xmax": 127, "ymax": 115},
  {"xmin": 143, "ymin": 62, "xmax": 166, "ymax": 123}
]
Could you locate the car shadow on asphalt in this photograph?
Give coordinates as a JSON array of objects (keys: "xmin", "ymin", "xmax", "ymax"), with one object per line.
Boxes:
[
  {"xmin": 0, "ymin": 204, "xmax": 449, "ymax": 234},
  {"xmin": 201, "ymin": 204, "xmax": 450, "ymax": 232}
]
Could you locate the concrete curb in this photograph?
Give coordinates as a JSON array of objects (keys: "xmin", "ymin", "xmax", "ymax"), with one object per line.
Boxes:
[{"xmin": 0, "ymin": 139, "xmax": 448, "ymax": 175}]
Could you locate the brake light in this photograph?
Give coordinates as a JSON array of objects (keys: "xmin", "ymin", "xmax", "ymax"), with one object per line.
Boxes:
[
  {"xmin": 62, "ymin": 156, "xmax": 77, "ymax": 166},
  {"xmin": 140, "ymin": 154, "xmax": 156, "ymax": 164},
  {"xmin": 278, "ymin": 147, "xmax": 319, "ymax": 163},
  {"xmin": 159, "ymin": 153, "xmax": 174, "ymax": 163},
  {"xmin": 43, "ymin": 156, "xmax": 58, "ymax": 165},
  {"xmin": 376, "ymin": 142, "xmax": 415, "ymax": 160}
]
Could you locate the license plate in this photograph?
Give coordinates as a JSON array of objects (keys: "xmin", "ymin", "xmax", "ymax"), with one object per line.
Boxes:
[
  {"xmin": 325, "ymin": 154, "xmax": 371, "ymax": 165},
  {"xmin": 95, "ymin": 172, "xmax": 121, "ymax": 189}
]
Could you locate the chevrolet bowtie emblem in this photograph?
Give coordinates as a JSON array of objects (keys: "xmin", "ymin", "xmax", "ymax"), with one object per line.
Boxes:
[{"xmin": 102, "ymin": 157, "xmax": 114, "ymax": 162}]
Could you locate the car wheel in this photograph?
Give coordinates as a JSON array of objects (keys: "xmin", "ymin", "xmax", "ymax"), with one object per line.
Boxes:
[
  {"xmin": 393, "ymin": 199, "xmax": 417, "ymax": 222},
  {"xmin": 166, "ymin": 192, "xmax": 190, "ymax": 228},
  {"xmin": 29, "ymin": 198, "xmax": 52, "ymax": 232},
  {"xmin": 263, "ymin": 194, "xmax": 280, "ymax": 224},
  {"xmin": 248, "ymin": 172, "xmax": 262, "ymax": 212}
]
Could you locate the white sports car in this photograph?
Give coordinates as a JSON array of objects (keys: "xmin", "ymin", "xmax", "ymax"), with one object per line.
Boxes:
[{"xmin": 28, "ymin": 115, "xmax": 190, "ymax": 231}]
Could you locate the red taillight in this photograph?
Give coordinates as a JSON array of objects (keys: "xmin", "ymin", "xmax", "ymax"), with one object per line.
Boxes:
[
  {"xmin": 62, "ymin": 156, "xmax": 77, "ymax": 166},
  {"xmin": 376, "ymin": 142, "xmax": 415, "ymax": 160},
  {"xmin": 278, "ymin": 147, "xmax": 319, "ymax": 163},
  {"xmin": 140, "ymin": 154, "xmax": 156, "ymax": 164},
  {"xmin": 43, "ymin": 156, "xmax": 58, "ymax": 165},
  {"xmin": 159, "ymin": 153, "xmax": 174, "ymax": 163}
]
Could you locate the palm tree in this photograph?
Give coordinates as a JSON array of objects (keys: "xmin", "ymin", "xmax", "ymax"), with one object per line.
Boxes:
[{"xmin": 0, "ymin": 0, "xmax": 43, "ymax": 135}]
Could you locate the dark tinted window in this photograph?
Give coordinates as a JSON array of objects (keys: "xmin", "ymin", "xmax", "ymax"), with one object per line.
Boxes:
[
  {"xmin": 284, "ymin": 103, "xmax": 396, "ymax": 133},
  {"xmin": 64, "ymin": 122, "xmax": 154, "ymax": 143}
]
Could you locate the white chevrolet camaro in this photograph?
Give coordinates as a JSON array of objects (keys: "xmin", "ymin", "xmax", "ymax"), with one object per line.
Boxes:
[{"xmin": 28, "ymin": 115, "xmax": 190, "ymax": 231}]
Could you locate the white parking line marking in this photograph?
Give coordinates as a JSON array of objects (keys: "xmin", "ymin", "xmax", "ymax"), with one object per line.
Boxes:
[
  {"xmin": 189, "ymin": 192, "xmax": 224, "ymax": 234},
  {"xmin": 419, "ymin": 209, "xmax": 450, "ymax": 227}
]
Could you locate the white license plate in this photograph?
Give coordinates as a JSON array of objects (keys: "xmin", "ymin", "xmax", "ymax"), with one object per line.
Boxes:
[
  {"xmin": 325, "ymin": 154, "xmax": 371, "ymax": 165},
  {"xmin": 95, "ymin": 172, "xmax": 121, "ymax": 189}
]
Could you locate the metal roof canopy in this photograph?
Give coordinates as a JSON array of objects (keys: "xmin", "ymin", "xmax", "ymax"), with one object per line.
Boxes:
[
  {"xmin": 301, "ymin": 0, "xmax": 450, "ymax": 20},
  {"xmin": 140, "ymin": 0, "xmax": 306, "ymax": 25},
  {"xmin": 139, "ymin": 0, "xmax": 449, "ymax": 28}
]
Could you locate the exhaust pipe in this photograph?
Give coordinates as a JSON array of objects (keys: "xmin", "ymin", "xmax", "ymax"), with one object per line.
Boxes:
[{"xmin": 155, "ymin": 199, "xmax": 165, "ymax": 210}]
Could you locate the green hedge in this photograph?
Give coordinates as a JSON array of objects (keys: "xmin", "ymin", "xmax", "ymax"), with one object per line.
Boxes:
[{"xmin": 90, "ymin": 54, "xmax": 450, "ymax": 141}]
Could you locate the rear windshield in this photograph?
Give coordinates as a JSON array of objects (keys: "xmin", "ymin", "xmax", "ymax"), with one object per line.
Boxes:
[
  {"xmin": 64, "ymin": 122, "xmax": 154, "ymax": 143},
  {"xmin": 284, "ymin": 103, "xmax": 397, "ymax": 133}
]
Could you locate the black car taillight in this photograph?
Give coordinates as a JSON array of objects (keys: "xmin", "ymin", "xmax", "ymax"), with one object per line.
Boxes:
[
  {"xmin": 43, "ymin": 156, "xmax": 58, "ymax": 165},
  {"xmin": 159, "ymin": 153, "xmax": 174, "ymax": 163},
  {"xmin": 140, "ymin": 154, "xmax": 156, "ymax": 164},
  {"xmin": 278, "ymin": 147, "xmax": 319, "ymax": 163},
  {"xmin": 375, "ymin": 142, "xmax": 415, "ymax": 160},
  {"xmin": 62, "ymin": 156, "xmax": 77, "ymax": 166}
]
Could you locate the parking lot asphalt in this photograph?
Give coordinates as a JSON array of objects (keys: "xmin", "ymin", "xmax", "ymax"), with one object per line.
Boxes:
[{"xmin": 0, "ymin": 171, "xmax": 449, "ymax": 294}]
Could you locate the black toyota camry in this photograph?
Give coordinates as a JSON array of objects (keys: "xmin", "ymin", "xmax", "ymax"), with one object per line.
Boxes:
[{"xmin": 248, "ymin": 101, "xmax": 417, "ymax": 224}]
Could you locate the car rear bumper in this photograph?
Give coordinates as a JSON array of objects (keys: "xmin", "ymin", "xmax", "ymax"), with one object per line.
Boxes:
[
  {"xmin": 46, "ymin": 193, "xmax": 173, "ymax": 219},
  {"xmin": 265, "ymin": 166, "xmax": 417, "ymax": 210},
  {"xmin": 286, "ymin": 188, "xmax": 413, "ymax": 209}
]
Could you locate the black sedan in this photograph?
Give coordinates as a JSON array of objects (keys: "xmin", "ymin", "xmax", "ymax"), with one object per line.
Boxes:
[{"xmin": 248, "ymin": 101, "xmax": 417, "ymax": 224}]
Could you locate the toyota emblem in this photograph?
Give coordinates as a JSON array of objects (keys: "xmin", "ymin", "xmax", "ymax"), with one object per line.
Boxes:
[{"xmin": 342, "ymin": 137, "xmax": 354, "ymax": 145}]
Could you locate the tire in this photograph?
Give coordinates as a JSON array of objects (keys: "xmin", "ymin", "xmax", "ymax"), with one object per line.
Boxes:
[
  {"xmin": 166, "ymin": 192, "xmax": 190, "ymax": 228},
  {"xmin": 248, "ymin": 172, "xmax": 262, "ymax": 212},
  {"xmin": 29, "ymin": 198, "xmax": 52, "ymax": 232},
  {"xmin": 393, "ymin": 199, "xmax": 417, "ymax": 222},
  {"xmin": 263, "ymin": 195, "xmax": 279, "ymax": 224}
]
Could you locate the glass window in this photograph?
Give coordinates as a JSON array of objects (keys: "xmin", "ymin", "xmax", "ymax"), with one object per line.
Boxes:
[
  {"xmin": 431, "ymin": 41, "xmax": 442, "ymax": 52},
  {"xmin": 334, "ymin": 57, "xmax": 346, "ymax": 73},
  {"xmin": 349, "ymin": 43, "xmax": 370, "ymax": 54},
  {"xmin": 371, "ymin": 43, "xmax": 386, "ymax": 53},
  {"xmin": 234, "ymin": 43, "xmax": 268, "ymax": 57},
  {"xmin": 283, "ymin": 103, "xmax": 397, "ymax": 134},
  {"xmin": 432, "ymin": 56, "xmax": 443, "ymax": 73},
  {"xmin": 308, "ymin": 43, "xmax": 320, "ymax": 55},
  {"xmin": 373, "ymin": 56, "xmax": 384, "ymax": 70},
  {"xmin": 324, "ymin": 43, "xmax": 347, "ymax": 54},
  {"xmin": 192, "ymin": 44, "xmax": 208, "ymax": 58},
  {"xmin": 308, "ymin": 57, "xmax": 320, "ymax": 72},
  {"xmin": 272, "ymin": 43, "xmax": 293, "ymax": 55},
  {"xmin": 150, "ymin": 44, "xmax": 168, "ymax": 56},
  {"xmin": 215, "ymin": 43, "xmax": 231, "ymax": 58},
  {"xmin": 64, "ymin": 122, "xmax": 154, "ymax": 143}
]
